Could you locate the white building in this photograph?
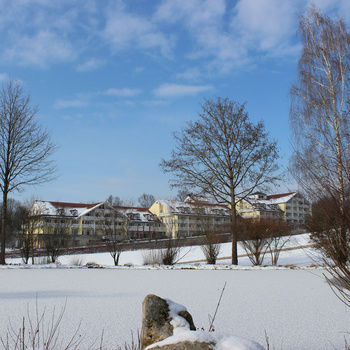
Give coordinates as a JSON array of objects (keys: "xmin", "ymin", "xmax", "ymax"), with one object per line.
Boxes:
[{"xmin": 29, "ymin": 200, "xmax": 165, "ymax": 246}]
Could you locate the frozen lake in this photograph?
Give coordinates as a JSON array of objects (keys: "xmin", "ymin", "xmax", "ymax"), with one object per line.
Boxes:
[{"xmin": 0, "ymin": 267, "xmax": 348, "ymax": 350}]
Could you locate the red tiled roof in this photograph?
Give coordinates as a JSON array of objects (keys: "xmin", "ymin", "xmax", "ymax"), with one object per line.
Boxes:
[
  {"xmin": 113, "ymin": 205, "xmax": 151, "ymax": 213},
  {"xmin": 48, "ymin": 201, "xmax": 101, "ymax": 209},
  {"xmin": 185, "ymin": 199, "xmax": 229, "ymax": 209},
  {"xmin": 265, "ymin": 192, "xmax": 295, "ymax": 200}
]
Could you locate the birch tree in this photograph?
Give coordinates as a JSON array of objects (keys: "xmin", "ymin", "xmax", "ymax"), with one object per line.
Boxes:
[
  {"xmin": 290, "ymin": 7, "xmax": 350, "ymax": 212},
  {"xmin": 0, "ymin": 81, "xmax": 55, "ymax": 264},
  {"xmin": 290, "ymin": 7, "xmax": 350, "ymax": 304},
  {"xmin": 161, "ymin": 97, "xmax": 279, "ymax": 264}
]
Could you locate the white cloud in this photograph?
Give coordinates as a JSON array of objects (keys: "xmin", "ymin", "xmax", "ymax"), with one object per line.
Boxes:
[
  {"xmin": 153, "ymin": 83, "xmax": 212, "ymax": 97},
  {"xmin": 55, "ymin": 86, "xmax": 141, "ymax": 109},
  {"xmin": 104, "ymin": 88, "xmax": 141, "ymax": 97},
  {"xmin": 155, "ymin": 0, "xmax": 302, "ymax": 71},
  {"xmin": 103, "ymin": 2, "xmax": 172, "ymax": 57},
  {"xmin": 232, "ymin": 0, "xmax": 298, "ymax": 51},
  {"xmin": 155, "ymin": 0, "xmax": 248, "ymax": 71},
  {"xmin": 155, "ymin": 0, "xmax": 226, "ymax": 26},
  {"xmin": 175, "ymin": 67, "xmax": 202, "ymax": 81},
  {"xmin": 0, "ymin": 1, "xmax": 97, "ymax": 68},
  {"xmin": 54, "ymin": 98, "xmax": 88, "ymax": 109},
  {"xmin": 4, "ymin": 30, "xmax": 76, "ymax": 67},
  {"xmin": 76, "ymin": 58, "xmax": 105, "ymax": 72}
]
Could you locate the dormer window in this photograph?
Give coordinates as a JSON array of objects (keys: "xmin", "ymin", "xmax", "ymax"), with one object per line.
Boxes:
[{"xmin": 56, "ymin": 208, "xmax": 65, "ymax": 216}]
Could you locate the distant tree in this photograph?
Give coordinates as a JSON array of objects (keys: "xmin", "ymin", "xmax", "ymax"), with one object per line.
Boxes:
[
  {"xmin": 238, "ymin": 219, "xmax": 270, "ymax": 266},
  {"xmin": 290, "ymin": 7, "xmax": 350, "ymax": 304},
  {"xmin": 265, "ymin": 221, "xmax": 291, "ymax": 265},
  {"xmin": 239, "ymin": 218, "xmax": 291, "ymax": 266},
  {"xmin": 161, "ymin": 97, "xmax": 279, "ymax": 264},
  {"xmin": 0, "ymin": 198, "xmax": 24, "ymax": 247},
  {"xmin": 43, "ymin": 209, "xmax": 70, "ymax": 263},
  {"xmin": 138, "ymin": 193, "xmax": 155, "ymax": 208},
  {"xmin": 102, "ymin": 207, "xmax": 129, "ymax": 266},
  {"xmin": 0, "ymin": 81, "xmax": 55, "ymax": 264},
  {"xmin": 18, "ymin": 205, "xmax": 36, "ymax": 264},
  {"xmin": 106, "ymin": 195, "xmax": 123, "ymax": 206},
  {"xmin": 176, "ymin": 188, "xmax": 190, "ymax": 202},
  {"xmin": 307, "ymin": 196, "xmax": 349, "ymax": 266}
]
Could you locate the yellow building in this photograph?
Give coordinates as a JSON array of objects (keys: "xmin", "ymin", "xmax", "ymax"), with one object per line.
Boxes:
[
  {"xmin": 149, "ymin": 197, "xmax": 231, "ymax": 238},
  {"xmin": 236, "ymin": 192, "xmax": 311, "ymax": 226}
]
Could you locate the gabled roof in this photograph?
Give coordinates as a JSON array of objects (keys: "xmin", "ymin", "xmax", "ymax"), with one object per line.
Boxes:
[
  {"xmin": 239, "ymin": 192, "xmax": 300, "ymax": 213},
  {"xmin": 265, "ymin": 192, "xmax": 296, "ymax": 201},
  {"xmin": 154, "ymin": 199, "xmax": 230, "ymax": 215},
  {"xmin": 32, "ymin": 200, "xmax": 104, "ymax": 218},
  {"xmin": 113, "ymin": 205, "xmax": 158, "ymax": 222},
  {"xmin": 48, "ymin": 201, "xmax": 100, "ymax": 209}
]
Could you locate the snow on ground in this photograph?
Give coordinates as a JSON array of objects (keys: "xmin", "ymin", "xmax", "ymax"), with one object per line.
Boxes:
[
  {"xmin": 8, "ymin": 233, "xmax": 321, "ymax": 268},
  {"xmin": 0, "ymin": 268, "xmax": 348, "ymax": 350},
  {"xmin": 1, "ymin": 234, "xmax": 348, "ymax": 350}
]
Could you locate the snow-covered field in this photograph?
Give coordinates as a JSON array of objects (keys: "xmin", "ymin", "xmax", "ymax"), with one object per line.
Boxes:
[
  {"xmin": 1, "ymin": 234, "xmax": 349, "ymax": 350},
  {"xmin": 8, "ymin": 233, "xmax": 320, "ymax": 267}
]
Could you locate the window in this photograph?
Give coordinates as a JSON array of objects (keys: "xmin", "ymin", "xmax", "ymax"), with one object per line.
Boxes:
[{"xmin": 56, "ymin": 208, "xmax": 65, "ymax": 216}]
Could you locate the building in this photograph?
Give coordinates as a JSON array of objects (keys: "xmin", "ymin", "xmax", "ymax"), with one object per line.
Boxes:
[
  {"xmin": 113, "ymin": 205, "xmax": 166, "ymax": 240},
  {"xmin": 149, "ymin": 197, "xmax": 231, "ymax": 238},
  {"xmin": 236, "ymin": 192, "xmax": 311, "ymax": 226},
  {"xmin": 29, "ymin": 200, "xmax": 165, "ymax": 247}
]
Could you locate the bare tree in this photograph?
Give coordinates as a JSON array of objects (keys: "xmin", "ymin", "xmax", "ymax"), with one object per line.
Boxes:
[
  {"xmin": 0, "ymin": 198, "xmax": 24, "ymax": 248},
  {"xmin": 0, "ymin": 81, "xmax": 55, "ymax": 264},
  {"xmin": 192, "ymin": 201, "xmax": 221, "ymax": 264},
  {"xmin": 106, "ymin": 195, "xmax": 123, "ymax": 206},
  {"xmin": 43, "ymin": 210, "xmax": 70, "ymax": 263},
  {"xmin": 239, "ymin": 218, "xmax": 291, "ymax": 266},
  {"xmin": 18, "ymin": 205, "xmax": 36, "ymax": 264},
  {"xmin": 176, "ymin": 188, "xmax": 190, "ymax": 202},
  {"xmin": 267, "ymin": 219, "xmax": 291, "ymax": 265},
  {"xmin": 306, "ymin": 196, "xmax": 349, "ymax": 265},
  {"xmin": 290, "ymin": 7, "xmax": 350, "ymax": 304},
  {"xmin": 238, "ymin": 219, "xmax": 271, "ymax": 266},
  {"xmin": 138, "ymin": 193, "xmax": 155, "ymax": 208},
  {"xmin": 102, "ymin": 208, "xmax": 128, "ymax": 266},
  {"xmin": 161, "ymin": 97, "xmax": 279, "ymax": 264}
]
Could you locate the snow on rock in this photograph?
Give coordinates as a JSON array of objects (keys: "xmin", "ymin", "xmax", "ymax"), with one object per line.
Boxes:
[{"xmin": 145, "ymin": 297, "xmax": 264, "ymax": 350}]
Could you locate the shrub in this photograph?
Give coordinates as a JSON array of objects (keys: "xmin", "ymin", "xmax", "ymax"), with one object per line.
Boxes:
[
  {"xmin": 201, "ymin": 232, "xmax": 221, "ymax": 264},
  {"xmin": 142, "ymin": 250, "xmax": 162, "ymax": 265}
]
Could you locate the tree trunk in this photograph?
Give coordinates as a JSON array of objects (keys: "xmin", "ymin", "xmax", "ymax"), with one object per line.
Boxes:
[
  {"xmin": 0, "ymin": 189, "xmax": 8, "ymax": 264},
  {"xmin": 114, "ymin": 252, "xmax": 120, "ymax": 266},
  {"xmin": 231, "ymin": 196, "xmax": 238, "ymax": 265}
]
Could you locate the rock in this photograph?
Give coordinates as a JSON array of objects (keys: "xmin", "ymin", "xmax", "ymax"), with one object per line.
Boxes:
[
  {"xmin": 149, "ymin": 341, "xmax": 214, "ymax": 350},
  {"xmin": 140, "ymin": 294, "xmax": 264, "ymax": 350},
  {"xmin": 178, "ymin": 311, "xmax": 196, "ymax": 331},
  {"xmin": 85, "ymin": 262, "xmax": 102, "ymax": 268},
  {"xmin": 141, "ymin": 294, "xmax": 196, "ymax": 349}
]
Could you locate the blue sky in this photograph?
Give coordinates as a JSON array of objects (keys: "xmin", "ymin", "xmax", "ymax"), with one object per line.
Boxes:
[{"xmin": 1, "ymin": 0, "xmax": 349, "ymax": 204}]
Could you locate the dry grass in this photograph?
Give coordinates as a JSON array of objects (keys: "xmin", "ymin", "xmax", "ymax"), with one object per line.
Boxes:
[{"xmin": 0, "ymin": 301, "xmax": 82, "ymax": 350}]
